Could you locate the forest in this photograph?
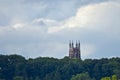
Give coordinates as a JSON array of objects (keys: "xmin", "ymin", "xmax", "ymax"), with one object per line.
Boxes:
[{"xmin": 0, "ymin": 54, "xmax": 120, "ymax": 80}]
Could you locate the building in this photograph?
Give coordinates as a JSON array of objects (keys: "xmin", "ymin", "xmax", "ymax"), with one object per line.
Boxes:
[{"xmin": 69, "ymin": 41, "xmax": 81, "ymax": 59}]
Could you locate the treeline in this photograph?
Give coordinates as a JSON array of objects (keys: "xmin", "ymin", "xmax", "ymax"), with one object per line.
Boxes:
[{"xmin": 0, "ymin": 54, "xmax": 120, "ymax": 80}]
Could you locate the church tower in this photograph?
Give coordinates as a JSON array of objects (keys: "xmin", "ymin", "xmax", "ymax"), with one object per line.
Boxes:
[{"xmin": 69, "ymin": 41, "xmax": 81, "ymax": 59}]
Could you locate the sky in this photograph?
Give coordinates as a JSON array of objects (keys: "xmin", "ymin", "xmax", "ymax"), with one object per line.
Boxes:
[{"xmin": 0, "ymin": 0, "xmax": 120, "ymax": 59}]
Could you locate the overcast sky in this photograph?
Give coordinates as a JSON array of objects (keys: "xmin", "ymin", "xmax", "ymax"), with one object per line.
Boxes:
[{"xmin": 0, "ymin": 0, "xmax": 120, "ymax": 59}]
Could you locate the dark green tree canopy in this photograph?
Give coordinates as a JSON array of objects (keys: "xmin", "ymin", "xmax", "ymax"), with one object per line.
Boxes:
[{"xmin": 0, "ymin": 54, "xmax": 120, "ymax": 80}]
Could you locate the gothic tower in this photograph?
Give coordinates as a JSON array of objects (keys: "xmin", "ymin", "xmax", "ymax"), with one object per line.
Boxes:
[{"xmin": 69, "ymin": 41, "xmax": 81, "ymax": 59}]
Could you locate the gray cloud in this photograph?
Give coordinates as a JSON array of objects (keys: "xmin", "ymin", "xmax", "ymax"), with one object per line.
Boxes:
[
  {"xmin": 0, "ymin": 0, "xmax": 120, "ymax": 59},
  {"xmin": 0, "ymin": 0, "xmax": 111, "ymax": 26}
]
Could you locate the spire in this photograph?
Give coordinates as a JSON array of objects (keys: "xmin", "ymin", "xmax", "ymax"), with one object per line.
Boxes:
[
  {"xmin": 72, "ymin": 40, "xmax": 74, "ymax": 47},
  {"xmin": 69, "ymin": 41, "xmax": 71, "ymax": 48},
  {"xmin": 78, "ymin": 40, "xmax": 80, "ymax": 49},
  {"xmin": 76, "ymin": 40, "xmax": 77, "ymax": 48}
]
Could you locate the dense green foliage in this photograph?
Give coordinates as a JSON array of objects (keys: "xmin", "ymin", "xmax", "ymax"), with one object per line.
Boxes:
[
  {"xmin": 0, "ymin": 54, "xmax": 120, "ymax": 80},
  {"xmin": 71, "ymin": 72, "xmax": 94, "ymax": 80},
  {"xmin": 101, "ymin": 75, "xmax": 118, "ymax": 80}
]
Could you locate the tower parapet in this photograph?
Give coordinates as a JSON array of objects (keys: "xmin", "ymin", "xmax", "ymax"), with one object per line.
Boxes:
[{"xmin": 69, "ymin": 41, "xmax": 81, "ymax": 59}]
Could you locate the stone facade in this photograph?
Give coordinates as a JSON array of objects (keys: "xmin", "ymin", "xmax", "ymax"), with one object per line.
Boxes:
[{"xmin": 69, "ymin": 41, "xmax": 81, "ymax": 59}]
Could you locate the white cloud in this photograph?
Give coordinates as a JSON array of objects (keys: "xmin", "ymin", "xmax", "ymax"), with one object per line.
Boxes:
[
  {"xmin": 32, "ymin": 18, "xmax": 59, "ymax": 26},
  {"xmin": 0, "ymin": 0, "xmax": 120, "ymax": 59},
  {"xmin": 12, "ymin": 23, "xmax": 26, "ymax": 30},
  {"xmin": 48, "ymin": 1, "xmax": 120, "ymax": 33},
  {"xmin": 47, "ymin": 1, "xmax": 120, "ymax": 58}
]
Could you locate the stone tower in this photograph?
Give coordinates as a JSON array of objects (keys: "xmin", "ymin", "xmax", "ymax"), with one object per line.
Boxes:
[{"xmin": 69, "ymin": 41, "xmax": 81, "ymax": 59}]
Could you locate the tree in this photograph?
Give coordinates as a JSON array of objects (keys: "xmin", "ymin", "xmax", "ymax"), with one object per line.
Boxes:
[
  {"xmin": 101, "ymin": 75, "xmax": 118, "ymax": 80},
  {"xmin": 71, "ymin": 72, "xmax": 92, "ymax": 80},
  {"xmin": 35, "ymin": 76, "xmax": 40, "ymax": 80},
  {"xmin": 0, "ymin": 54, "xmax": 120, "ymax": 80},
  {"xmin": 13, "ymin": 76, "xmax": 24, "ymax": 80},
  {"xmin": 101, "ymin": 77, "xmax": 111, "ymax": 80},
  {"xmin": 112, "ymin": 75, "xmax": 117, "ymax": 80}
]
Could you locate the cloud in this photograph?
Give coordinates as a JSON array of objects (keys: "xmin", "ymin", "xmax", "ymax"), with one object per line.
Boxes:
[
  {"xmin": 0, "ymin": 0, "xmax": 110, "ymax": 26},
  {"xmin": 12, "ymin": 23, "xmax": 26, "ymax": 30},
  {"xmin": 32, "ymin": 18, "xmax": 59, "ymax": 27},
  {"xmin": 48, "ymin": 1, "xmax": 120, "ymax": 33},
  {"xmin": 47, "ymin": 1, "xmax": 120, "ymax": 58},
  {"xmin": 0, "ymin": 0, "xmax": 120, "ymax": 59}
]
